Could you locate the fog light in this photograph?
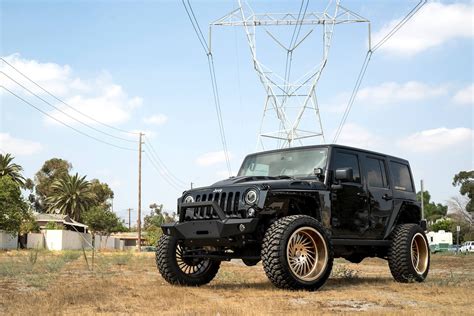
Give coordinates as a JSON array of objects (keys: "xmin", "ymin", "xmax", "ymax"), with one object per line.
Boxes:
[
  {"xmin": 247, "ymin": 208, "xmax": 256, "ymax": 218},
  {"xmin": 239, "ymin": 224, "xmax": 246, "ymax": 232}
]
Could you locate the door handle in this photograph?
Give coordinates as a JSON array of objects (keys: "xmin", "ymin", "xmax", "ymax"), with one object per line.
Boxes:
[
  {"xmin": 357, "ymin": 192, "xmax": 368, "ymax": 199},
  {"xmin": 382, "ymin": 194, "xmax": 393, "ymax": 201}
]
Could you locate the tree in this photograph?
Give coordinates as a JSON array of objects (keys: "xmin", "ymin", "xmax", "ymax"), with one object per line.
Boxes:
[
  {"xmin": 430, "ymin": 218, "xmax": 453, "ymax": 232},
  {"xmin": 0, "ymin": 153, "xmax": 25, "ymax": 186},
  {"xmin": 416, "ymin": 190, "xmax": 448, "ymax": 222},
  {"xmin": 89, "ymin": 179, "xmax": 114, "ymax": 209},
  {"xmin": 34, "ymin": 158, "xmax": 72, "ymax": 211},
  {"xmin": 144, "ymin": 203, "xmax": 176, "ymax": 246},
  {"xmin": 45, "ymin": 173, "xmax": 94, "ymax": 221},
  {"xmin": 0, "ymin": 176, "xmax": 28, "ymax": 235},
  {"xmin": 83, "ymin": 206, "xmax": 126, "ymax": 236},
  {"xmin": 453, "ymin": 170, "xmax": 473, "ymax": 212}
]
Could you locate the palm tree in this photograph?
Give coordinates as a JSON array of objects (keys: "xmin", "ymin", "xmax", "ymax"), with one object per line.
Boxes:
[
  {"xmin": 0, "ymin": 153, "xmax": 25, "ymax": 186},
  {"xmin": 46, "ymin": 173, "xmax": 94, "ymax": 221}
]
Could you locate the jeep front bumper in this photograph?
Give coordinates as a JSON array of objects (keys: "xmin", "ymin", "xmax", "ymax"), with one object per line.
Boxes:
[{"xmin": 161, "ymin": 200, "xmax": 259, "ymax": 246}]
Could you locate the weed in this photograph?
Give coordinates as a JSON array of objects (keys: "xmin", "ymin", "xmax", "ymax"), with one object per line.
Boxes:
[
  {"xmin": 332, "ymin": 264, "xmax": 359, "ymax": 279},
  {"xmin": 62, "ymin": 250, "xmax": 81, "ymax": 262},
  {"xmin": 28, "ymin": 248, "xmax": 39, "ymax": 265},
  {"xmin": 44, "ymin": 258, "xmax": 65, "ymax": 273}
]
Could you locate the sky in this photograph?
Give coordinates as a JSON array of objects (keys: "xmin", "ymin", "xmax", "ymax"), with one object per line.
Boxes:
[{"xmin": 0, "ymin": 0, "xmax": 473, "ymax": 224}]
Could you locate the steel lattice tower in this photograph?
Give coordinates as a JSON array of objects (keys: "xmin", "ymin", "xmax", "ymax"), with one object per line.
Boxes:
[{"xmin": 210, "ymin": 0, "xmax": 370, "ymax": 149}]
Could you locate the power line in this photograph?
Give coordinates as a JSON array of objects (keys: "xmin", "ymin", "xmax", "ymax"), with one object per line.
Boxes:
[
  {"xmin": 1, "ymin": 71, "xmax": 136, "ymax": 143},
  {"xmin": 144, "ymin": 136, "xmax": 187, "ymax": 187},
  {"xmin": 372, "ymin": 0, "xmax": 427, "ymax": 52},
  {"xmin": 181, "ymin": 0, "xmax": 232, "ymax": 176},
  {"xmin": 332, "ymin": 0, "xmax": 427, "ymax": 143},
  {"xmin": 332, "ymin": 51, "xmax": 372, "ymax": 143},
  {"xmin": 1, "ymin": 85, "xmax": 137, "ymax": 151},
  {"xmin": 0, "ymin": 57, "xmax": 138, "ymax": 136},
  {"xmin": 144, "ymin": 150, "xmax": 183, "ymax": 191}
]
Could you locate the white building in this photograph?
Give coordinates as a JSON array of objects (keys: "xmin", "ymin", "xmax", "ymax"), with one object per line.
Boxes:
[{"xmin": 426, "ymin": 230, "xmax": 453, "ymax": 252}]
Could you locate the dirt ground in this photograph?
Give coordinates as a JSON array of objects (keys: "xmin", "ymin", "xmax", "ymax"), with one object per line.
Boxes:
[{"xmin": 0, "ymin": 250, "xmax": 472, "ymax": 315}]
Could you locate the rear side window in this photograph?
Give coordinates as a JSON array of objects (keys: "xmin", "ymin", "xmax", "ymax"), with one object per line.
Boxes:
[
  {"xmin": 333, "ymin": 152, "xmax": 361, "ymax": 183},
  {"xmin": 366, "ymin": 157, "xmax": 389, "ymax": 188},
  {"xmin": 390, "ymin": 162, "xmax": 413, "ymax": 192}
]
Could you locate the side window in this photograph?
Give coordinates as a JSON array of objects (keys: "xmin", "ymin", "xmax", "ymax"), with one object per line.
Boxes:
[
  {"xmin": 365, "ymin": 157, "xmax": 389, "ymax": 188},
  {"xmin": 333, "ymin": 152, "xmax": 361, "ymax": 183},
  {"xmin": 390, "ymin": 162, "xmax": 414, "ymax": 192}
]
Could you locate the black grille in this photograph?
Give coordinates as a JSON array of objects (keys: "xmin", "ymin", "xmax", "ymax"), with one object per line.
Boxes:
[{"xmin": 185, "ymin": 191, "xmax": 241, "ymax": 220}]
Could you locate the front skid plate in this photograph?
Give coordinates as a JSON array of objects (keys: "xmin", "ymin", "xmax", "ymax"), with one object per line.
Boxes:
[{"xmin": 161, "ymin": 218, "xmax": 259, "ymax": 240}]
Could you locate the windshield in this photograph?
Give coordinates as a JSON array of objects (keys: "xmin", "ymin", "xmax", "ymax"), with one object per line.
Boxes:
[{"xmin": 238, "ymin": 147, "xmax": 328, "ymax": 178}]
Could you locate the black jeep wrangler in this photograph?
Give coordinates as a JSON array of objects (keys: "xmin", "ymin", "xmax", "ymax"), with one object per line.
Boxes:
[{"xmin": 156, "ymin": 145, "xmax": 429, "ymax": 291}]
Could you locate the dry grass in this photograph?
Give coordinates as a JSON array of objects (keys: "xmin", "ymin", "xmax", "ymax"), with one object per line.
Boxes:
[{"xmin": 0, "ymin": 250, "xmax": 473, "ymax": 315}]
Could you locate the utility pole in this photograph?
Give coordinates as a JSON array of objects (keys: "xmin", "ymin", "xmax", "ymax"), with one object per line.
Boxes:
[
  {"xmin": 137, "ymin": 132, "xmax": 144, "ymax": 252},
  {"xmin": 191, "ymin": 182, "xmax": 194, "ymax": 189},
  {"xmin": 127, "ymin": 208, "xmax": 133, "ymax": 230},
  {"xmin": 420, "ymin": 179, "xmax": 424, "ymax": 220}
]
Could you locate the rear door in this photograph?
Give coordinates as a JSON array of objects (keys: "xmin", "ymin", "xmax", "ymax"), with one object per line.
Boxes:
[{"xmin": 361, "ymin": 155, "xmax": 393, "ymax": 238}]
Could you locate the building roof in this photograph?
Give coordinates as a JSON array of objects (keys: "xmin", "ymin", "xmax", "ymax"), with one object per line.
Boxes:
[
  {"xmin": 35, "ymin": 213, "xmax": 88, "ymax": 229},
  {"xmin": 111, "ymin": 232, "xmax": 146, "ymax": 240}
]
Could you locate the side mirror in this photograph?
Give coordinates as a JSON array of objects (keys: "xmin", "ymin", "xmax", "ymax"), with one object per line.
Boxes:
[{"xmin": 335, "ymin": 168, "xmax": 353, "ymax": 182}]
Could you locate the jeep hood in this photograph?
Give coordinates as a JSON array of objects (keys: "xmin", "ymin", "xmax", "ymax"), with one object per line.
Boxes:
[{"xmin": 205, "ymin": 176, "xmax": 326, "ymax": 191}]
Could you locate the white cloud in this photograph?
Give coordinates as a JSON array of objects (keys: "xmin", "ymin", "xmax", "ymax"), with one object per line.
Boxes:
[
  {"xmin": 398, "ymin": 127, "xmax": 473, "ymax": 153},
  {"xmin": 1, "ymin": 53, "xmax": 142, "ymax": 126},
  {"xmin": 0, "ymin": 133, "xmax": 42, "ymax": 156},
  {"xmin": 357, "ymin": 81, "xmax": 448, "ymax": 106},
  {"xmin": 334, "ymin": 123, "xmax": 382, "ymax": 150},
  {"xmin": 144, "ymin": 114, "xmax": 168, "ymax": 126},
  {"xmin": 373, "ymin": 2, "xmax": 474, "ymax": 56},
  {"xmin": 453, "ymin": 84, "xmax": 474, "ymax": 105},
  {"xmin": 196, "ymin": 151, "xmax": 231, "ymax": 167},
  {"xmin": 324, "ymin": 81, "xmax": 448, "ymax": 113}
]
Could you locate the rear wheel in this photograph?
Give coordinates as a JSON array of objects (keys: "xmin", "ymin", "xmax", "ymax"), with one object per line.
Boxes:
[
  {"xmin": 261, "ymin": 215, "xmax": 333, "ymax": 291},
  {"xmin": 388, "ymin": 224, "xmax": 430, "ymax": 282},
  {"xmin": 156, "ymin": 235, "xmax": 220, "ymax": 286}
]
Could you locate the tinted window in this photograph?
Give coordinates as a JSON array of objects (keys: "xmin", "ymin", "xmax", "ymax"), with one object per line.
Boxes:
[
  {"xmin": 390, "ymin": 162, "xmax": 413, "ymax": 192},
  {"xmin": 366, "ymin": 157, "xmax": 388, "ymax": 188},
  {"xmin": 333, "ymin": 152, "xmax": 360, "ymax": 183}
]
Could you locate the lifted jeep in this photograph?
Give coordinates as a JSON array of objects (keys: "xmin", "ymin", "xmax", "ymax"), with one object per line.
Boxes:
[{"xmin": 156, "ymin": 145, "xmax": 429, "ymax": 291}]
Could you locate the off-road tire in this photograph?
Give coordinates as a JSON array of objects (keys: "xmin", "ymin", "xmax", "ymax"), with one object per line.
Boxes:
[
  {"xmin": 388, "ymin": 224, "xmax": 430, "ymax": 283},
  {"xmin": 156, "ymin": 234, "xmax": 220, "ymax": 286},
  {"xmin": 261, "ymin": 215, "xmax": 334, "ymax": 291},
  {"xmin": 242, "ymin": 259, "xmax": 260, "ymax": 266}
]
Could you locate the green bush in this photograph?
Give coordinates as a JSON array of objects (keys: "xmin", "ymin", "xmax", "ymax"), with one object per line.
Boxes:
[{"xmin": 44, "ymin": 222, "xmax": 62, "ymax": 230}]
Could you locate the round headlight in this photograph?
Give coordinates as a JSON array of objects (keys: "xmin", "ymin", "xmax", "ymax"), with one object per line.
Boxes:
[
  {"xmin": 245, "ymin": 189, "xmax": 258, "ymax": 205},
  {"xmin": 184, "ymin": 195, "xmax": 194, "ymax": 204}
]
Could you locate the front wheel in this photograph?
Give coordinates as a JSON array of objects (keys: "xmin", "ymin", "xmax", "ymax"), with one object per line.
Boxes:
[
  {"xmin": 388, "ymin": 224, "xmax": 430, "ymax": 283},
  {"xmin": 156, "ymin": 235, "xmax": 220, "ymax": 286},
  {"xmin": 261, "ymin": 215, "xmax": 334, "ymax": 291}
]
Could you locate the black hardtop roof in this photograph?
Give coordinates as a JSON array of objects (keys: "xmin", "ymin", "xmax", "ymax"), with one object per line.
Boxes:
[{"xmin": 245, "ymin": 144, "xmax": 409, "ymax": 164}]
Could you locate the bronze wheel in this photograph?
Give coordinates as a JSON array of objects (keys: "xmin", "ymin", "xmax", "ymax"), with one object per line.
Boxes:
[
  {"xmin": 262, "ymin": 215, "xmax": 333, "ymax": 291},
  {"xmin": 388, "ymin": 224, "xmax": 430, "ymax": 283},
  {"xmin": 411, "ymin": 232, "xmax": 429, "ymax": 275},
  {"xmin": 175, "ymin": 244, "xmax": 210, "ymax": 275},
  {"xmin": 156, "ymin": 235, "xmax": 220, "ymax": 286},
  {"xmin": 287, "ymin": 227, "xmax": 328, "ymax": 282}
]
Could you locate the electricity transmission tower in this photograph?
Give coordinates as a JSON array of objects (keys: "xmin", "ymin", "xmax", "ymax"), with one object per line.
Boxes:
[{"xmin": 210, "ymin": 0, "xmax": 370, "ymax": 149}]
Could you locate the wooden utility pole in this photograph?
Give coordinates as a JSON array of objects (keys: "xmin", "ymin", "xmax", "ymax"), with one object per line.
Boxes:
[
  {"xmin": 127, "ymin": 208, "xmax": 133, "ymax": 230},
  {"xmin": 137, "ymin": 133, "xmax": 143, "ymax": 252}
]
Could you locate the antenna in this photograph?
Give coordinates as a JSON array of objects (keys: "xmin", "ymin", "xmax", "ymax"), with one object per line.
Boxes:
[{"xmin": 210, "ymin": 0, "xmax": 370, "ymax": 149}]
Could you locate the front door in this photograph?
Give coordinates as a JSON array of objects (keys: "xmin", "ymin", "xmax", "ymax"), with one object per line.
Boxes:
[
  {"xmin": 361, "ymin": 155, "xmax": 394, "ymax": 238},
  {"xmin": 330, "ymin": 150, "xmax": 370, "ymax": 238}
]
